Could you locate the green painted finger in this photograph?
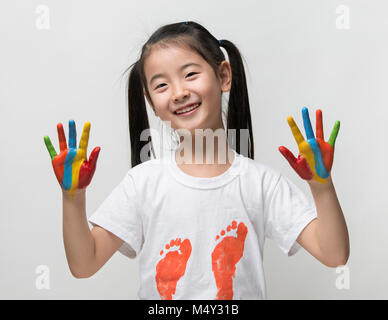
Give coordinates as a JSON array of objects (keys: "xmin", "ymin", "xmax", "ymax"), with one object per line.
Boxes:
[
  {"xmin": 328, "ymin": 120, "xmax": 340, "ymax": 148},
  {"xmin": 44, "ymin": 136, "xmax": 57, "ymax": 160}
]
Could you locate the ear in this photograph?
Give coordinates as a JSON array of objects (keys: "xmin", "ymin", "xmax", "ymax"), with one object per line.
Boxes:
[{"xmin": 218, "ymin": 61, "xmax": 232, "ymax": 92}]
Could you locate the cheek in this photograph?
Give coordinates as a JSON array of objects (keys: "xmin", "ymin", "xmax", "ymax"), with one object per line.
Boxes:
[
  {"xmin": 150, "ymin": 96, "xmax": 168, "ymax": 113},
  {"xmin": 154, "ymin": 105, "xmax": 173, "ymax": 121},
  {"xmin": 198, "ymin": 77, "xmax": 220, "ymax": 100},
  {"xmin": 201, "ymin": 85, "xmax": 222, "ymax": 111}
]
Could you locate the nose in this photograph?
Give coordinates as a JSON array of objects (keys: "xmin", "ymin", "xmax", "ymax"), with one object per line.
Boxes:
[{"xmin": 172, "ymin": 87, "xmax": 190, "ymax": 103}]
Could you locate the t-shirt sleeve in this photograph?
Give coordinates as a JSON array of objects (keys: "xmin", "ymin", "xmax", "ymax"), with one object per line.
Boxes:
[
  {"xmin": 88, "ymin": 172, "xmax": 143, "ymax": 259},
  {"xmin": 264, "ymin": 173, "xmax": 317, "ymax": 256}
]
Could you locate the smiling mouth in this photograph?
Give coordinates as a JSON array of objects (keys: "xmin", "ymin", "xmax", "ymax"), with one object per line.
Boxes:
[{"xmin": 174, "ymin": 103, "xmax": 201, "ymax": 116}]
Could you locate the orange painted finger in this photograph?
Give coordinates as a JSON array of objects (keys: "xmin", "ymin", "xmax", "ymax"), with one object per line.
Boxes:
[
  {"xmin": 316, "ymin": 109, "xmax": 324, "ymax": 140},
  {"xmin": 57, "ymin": 123, "xmax": 67, "ymax": 152}
]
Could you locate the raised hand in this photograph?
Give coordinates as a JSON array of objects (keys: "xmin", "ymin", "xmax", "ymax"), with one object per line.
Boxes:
[
  {"xmin": 278, "ymin": 108, "xmax": 340, "ymax": 184},
  {"xmin": 44, "ymin": 120, "xmax": 101, "ymax": 195}
]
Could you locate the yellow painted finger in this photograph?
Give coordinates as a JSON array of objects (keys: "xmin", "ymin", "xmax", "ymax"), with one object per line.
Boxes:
[
  {"xmin": 79, "ymin": 122, "xmax": 91, "ymax": 152},
  {"xmin": 287, "ymin": 116, "xmax": 305, "ymax": 147}
]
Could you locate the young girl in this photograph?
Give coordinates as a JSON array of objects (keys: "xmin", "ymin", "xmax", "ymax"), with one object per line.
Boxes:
[{"xmin": 44, "ymin": 21, "xmax": 349, "ymax": 300}]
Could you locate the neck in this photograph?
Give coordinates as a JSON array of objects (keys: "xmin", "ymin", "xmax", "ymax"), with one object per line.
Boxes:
[{"xmin": 175, "ymin": 127, "xmax": 234, "ymax": 166}]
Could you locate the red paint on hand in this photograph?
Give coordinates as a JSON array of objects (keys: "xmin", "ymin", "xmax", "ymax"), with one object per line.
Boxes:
[
  {"xmin": 78, "ymin": 146, "xmax": 101, "ymax": 188},
  {"xmin": 278, "ymin": 146, "xmax": 313, "ymax": 180}
]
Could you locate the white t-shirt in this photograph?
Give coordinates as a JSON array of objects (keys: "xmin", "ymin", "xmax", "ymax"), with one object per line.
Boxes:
[{"xmin": 88, "ymin": 148, "xmax": 317, "ymax": 300}]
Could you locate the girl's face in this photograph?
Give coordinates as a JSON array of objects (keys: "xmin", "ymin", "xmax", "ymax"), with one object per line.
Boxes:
[{"xmin": 144, "ymin": 45, "xmax": 232, "ymax": 135}]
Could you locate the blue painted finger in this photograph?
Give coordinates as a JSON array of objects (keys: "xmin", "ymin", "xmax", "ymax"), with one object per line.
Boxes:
[
  {"xmin": 302, "ymin": 107, "xmax": 315, "ymax": 140},
  {"xmin": 68, "ymin": 120, "xmax": 77, "ymax": 149}
]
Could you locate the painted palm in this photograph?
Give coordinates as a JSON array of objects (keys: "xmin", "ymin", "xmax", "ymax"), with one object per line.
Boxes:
[
  {"xmin": 44, "ymin": 120, "xmax": 100, "ymax": 193},
  {"xmin": 278, "ymin": 108, "xmax": 340, "ymax": 184}
]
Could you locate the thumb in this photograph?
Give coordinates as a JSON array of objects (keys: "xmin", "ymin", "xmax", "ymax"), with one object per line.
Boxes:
[
  {"xmin": 278, "ymin": 146, "xmax": 297, "ymax": 168},
  {"xmin": 279, "ymin": 146, "xmax": 313, "ymax": 180},
  {"xmin": 88, "ymin": 147, "xmax": 101, "ymax": 170}
]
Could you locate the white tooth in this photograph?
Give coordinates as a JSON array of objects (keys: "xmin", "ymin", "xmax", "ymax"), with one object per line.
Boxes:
[
  {"xmin": 178, "ymin": 107, "xmax": 193, "ymax": 114},
  {"xmin": 176, "ymin": 103, "xmax": 200, "ymax": 114}
]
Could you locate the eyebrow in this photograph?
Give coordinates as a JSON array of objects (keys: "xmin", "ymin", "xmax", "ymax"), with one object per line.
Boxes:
[{"xmin": 149, "ymin": 62, "xmax": 201, "ymax": 85}]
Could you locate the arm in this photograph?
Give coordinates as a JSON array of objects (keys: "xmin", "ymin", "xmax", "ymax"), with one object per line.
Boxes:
[
  {"xmin": 62, "ymin": 188, "xmax": 123, "ymax": 278},
  {"xmin": 279, "ymin": 108, "xmax": 349, "ymax": 268},
  {"xmin": 44, "ymin": 120, "xmax": 123, "ymax": 278},
  {"xmin": 296, "ymin": 176, "xmax": 349, "ymax": 267}
]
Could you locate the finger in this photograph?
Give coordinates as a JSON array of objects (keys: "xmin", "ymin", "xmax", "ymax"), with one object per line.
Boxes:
[
  {"xmin": 278, "ymin": 146, "xmax": 297, "ymax": 167},
  {"xmin": 302, "ymin": 107, "xmax": 315, "ymax": 140},
  {"xmin": 79, "ymin": 122, "xmax": 91, "ymax": 152},
  {"xmin": 88, "ymin": 146, "xmax": 101, "ymax": 169},
  {"xmin": 57, "ymin": 123, "xmax": 67, "ymax": 151},
  {"xmin": 68, "ymin": 120, "xmax": 76, "ymax": 149},
  {"xmin": 328, "ymin": 120, "xmax": 340, "ymax": 148},
  {"xmin": 287, "ymin": 116, "xmax": 305, "ymax": 146},
  {"xmin": 78, "ymin": 147, "xmax": 100, "ymax": 189},
  {"xmin": 279, "ymin": 146, "xmax": 312, "ymax": 180},
  {"xmin": 316, "ymin": 109, "xmax": 324, "ymax": 140},
  {"xmin": 43, "ymin": 136, "xmax": 57, "ymax": 160}
]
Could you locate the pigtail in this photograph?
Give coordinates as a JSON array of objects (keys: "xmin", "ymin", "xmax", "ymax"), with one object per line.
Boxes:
[
  {"xmin": 220, "ymin": 40, "xmax": 254, "ymax": 160},
  {"xmin": 127, "ymin": 62, "xmax": 155, "ymax": 167}
]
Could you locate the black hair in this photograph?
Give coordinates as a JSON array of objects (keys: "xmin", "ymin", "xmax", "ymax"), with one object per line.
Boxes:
[{"xmin": 124, "ymin": 20, "xmax": 254, "ymax": 167}]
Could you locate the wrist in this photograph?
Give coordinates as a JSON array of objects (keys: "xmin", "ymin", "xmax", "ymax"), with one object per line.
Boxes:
[
  {"xmin": 307, "ymin": 175, "xmax": 333, "ymax": 191},
  {"xmin": 62, "ymin": 188, "xmax": 86, "ymax": 201}
]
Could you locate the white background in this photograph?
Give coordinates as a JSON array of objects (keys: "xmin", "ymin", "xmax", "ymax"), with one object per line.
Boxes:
[{"xmin": 0, "ymin": 0, "xmax": 386, "ymax": 299}]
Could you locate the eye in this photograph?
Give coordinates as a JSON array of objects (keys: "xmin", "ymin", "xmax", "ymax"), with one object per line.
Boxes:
[
  {"xmin": 154, "ymin": 73, "xmax": 197, "ymax": 90},
  {"xmin": 155, "ymin": 83, "xmax": 166, "ymax": 89}
]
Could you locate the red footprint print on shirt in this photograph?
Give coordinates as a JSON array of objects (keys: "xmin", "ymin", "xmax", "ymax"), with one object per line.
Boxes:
[
  {"xmin": 211, "ymin": 221, "xmax": 248, "ymax": 300},
  {"xmin": 155, "ymin": 238, "xmax": 192, "ymax": 300}
]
